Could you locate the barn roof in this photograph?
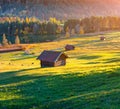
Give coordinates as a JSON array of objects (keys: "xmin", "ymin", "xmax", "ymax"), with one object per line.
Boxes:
[
  {"xmin": 37, "ymin": 50, "xmax": 68, "ymax": 62},
  {"xmin": 65, "ymin": 44, "xmax": 75, "ymax": 49},
  {"xmin": 65, "ymin": 44, "xmax": 75, "ymax": 47}
]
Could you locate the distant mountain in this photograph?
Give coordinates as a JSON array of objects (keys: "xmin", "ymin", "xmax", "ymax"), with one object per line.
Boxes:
[{"xmin": 0, "ymin": 0, "xmax": 120, "ymax": 19}]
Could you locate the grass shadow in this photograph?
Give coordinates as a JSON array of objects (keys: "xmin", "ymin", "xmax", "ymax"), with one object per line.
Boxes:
[
  {"xmin": 0, "ymin": 67, "xmax": 40, "ymax": 84},
  {"xmin": 77, "ymin": 55, "xmax": 101, "ymax": 60},
  {"xmin": 0, "ymin": 68, "xmax": 120, "ymax": 109},
  {"xmin": 75, "ymin": 40, "xmax": 99, "ymax": 47},
  {"xmin": 87, "ymin": 62, "xmax": 100, "ymax": 64},
  {"xmin": 104, "ymin": 58, "xmax": 120, "ymax": 63}
]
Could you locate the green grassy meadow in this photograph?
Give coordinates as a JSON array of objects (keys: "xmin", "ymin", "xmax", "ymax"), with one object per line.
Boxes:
[{"xmin": 0, "ymin": 32, "xmax": 120, "ymax": 109}]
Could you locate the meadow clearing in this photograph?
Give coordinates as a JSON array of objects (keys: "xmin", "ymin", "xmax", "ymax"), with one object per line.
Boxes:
[{"xmin": 0, "ymin": 32, "xmax": 120, "ymax": 109}]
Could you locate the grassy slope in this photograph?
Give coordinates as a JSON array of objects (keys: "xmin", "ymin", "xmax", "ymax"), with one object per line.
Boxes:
[{"xmin": 0, "ymin": 32, "xmax": 120, "ymax": 109}]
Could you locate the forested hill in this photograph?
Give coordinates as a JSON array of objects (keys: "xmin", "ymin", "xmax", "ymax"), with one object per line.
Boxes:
[{"xmin": 0, "ymin": 0, "xmax": 120, "ymax": 19}]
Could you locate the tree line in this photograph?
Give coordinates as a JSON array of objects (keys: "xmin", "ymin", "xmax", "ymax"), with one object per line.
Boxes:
[
  {"xmin": 64, "ymin": 16, "xmax": 120, "ymax": 33},
  {"xmin": 0, "ymin": 17, "xmax": 63, "ymax": 44},
  {"xmin": 0, "ymin": 16, "xmax": 120, "ymax": 44}
]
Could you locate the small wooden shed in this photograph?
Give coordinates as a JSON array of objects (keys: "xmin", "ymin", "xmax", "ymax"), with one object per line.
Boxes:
[
  {"xmin": 100, "ymin": 36, "xmax": 105, "ymax": 41},
  {"xmin": 37, "ymin": 50, "xmax": 68, "ymax": 67},
  {"xmin": 65, "ymin": 44, "xmax": 75, "ymax": 51}
]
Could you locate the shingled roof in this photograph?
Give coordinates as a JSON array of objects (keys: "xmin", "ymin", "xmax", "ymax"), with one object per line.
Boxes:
[
  {"xmin": 65, "ymin": 44, "xmax": 75, "ymax": 50},
  {"xmin": 37, "ymin": 50, "xmax": 68, "ymax": 62}
]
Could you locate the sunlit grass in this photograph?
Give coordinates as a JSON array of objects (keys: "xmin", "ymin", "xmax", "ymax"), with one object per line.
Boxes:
[{"xmin": 0, "ymin": 32, "xmax": 120, "ymax": 109}]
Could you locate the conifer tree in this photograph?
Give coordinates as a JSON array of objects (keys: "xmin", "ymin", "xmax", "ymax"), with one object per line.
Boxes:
[
  {"xmin": 65, "ymin": 27, "xmax": 70, "ymax": 38},
  {"xmin": 15, "ymin": 35, "xmax": 20, "ymax": 45},
  {"xmin": 71, "ymin": 28, "xmax": 75, "ymax": 36},
  {"xmin": 2, "ymin": 34, "xmax": 9, "ymax": 47},
  {"xmin": 79, "ymin": 27, "xmax": 84, "ymax": 34}
]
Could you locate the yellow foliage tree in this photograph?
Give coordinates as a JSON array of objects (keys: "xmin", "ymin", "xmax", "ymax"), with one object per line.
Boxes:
[
  {"xmin": 26, "ymin": 17, "xmax": 30, "ymax": 24},
  {"xmin": 79, "ymin": 27, "xmax": 84, "ymax": 34},
  {"xmin": 71, "ymin": 28, "xmax": 75, "ymax": 36},
  {"xmin": 49, "ymin": 17, "xmax": 61, "ymax": 25},
  {"xmin": 65, "ymin": 32, "xmax": 70, "ymax": 38},
  {"xmin": 2, "ymin": 34, "xmax": 9, "ymax": 47},
  {"xmin": 65, "ymin": 27, "xmax": 70, "ymax": 38},
  {"xmin": 15, "ymin": 35, "xmax": 20, "ymax": 45}
]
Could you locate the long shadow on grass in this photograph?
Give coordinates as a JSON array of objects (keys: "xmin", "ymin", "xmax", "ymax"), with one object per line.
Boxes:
[
  {"xmin": 77, "ymin": 55, "xmax": 101, "ymax": 60},
  {"xmin": 0, "ymin": 67, "xmax": 40, "ymax": 85},
  {"xmin": 0, "ymin": 68, "xmax": 120, "ymax": 109},
  {"xmin": 104, "ymin": 58, "xmax": 120, "ymax": 63},
  {"xmin": 75, "ymin": 40, "xmax": 101, "ymax": 47}
]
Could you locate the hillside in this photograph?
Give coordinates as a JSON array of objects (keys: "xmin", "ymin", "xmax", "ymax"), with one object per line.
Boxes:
[
  {"xmin": 1, "ymin": 0, "xmax": 120, "ymax": 19},
  {"xmin": 0, "ymin": 32, "xmax": 120, "ymax": 109}
]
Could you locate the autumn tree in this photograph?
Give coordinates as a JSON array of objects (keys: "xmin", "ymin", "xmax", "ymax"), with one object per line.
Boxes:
[
  {"xmin": 71, "ymin": 28, "xmax": 75, "ymax": 36},
  {"xmin": 15, "ymin": 35, "xmax": 20, "ymax": 45},
  {"xmin": 65, "ymin": 26, "xmax": 70, "ymax": 38},
  {"xmin": 79, "ymin": 26, "xmax": 84, "ymax": 34},
  {"xmin": 2, "ymin": 34, "xmax": 9, "ymax": 47}
]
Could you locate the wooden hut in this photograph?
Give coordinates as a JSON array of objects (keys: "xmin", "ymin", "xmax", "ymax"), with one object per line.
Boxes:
[
  {"xmin": 65, "ymin": 44, "xmax": 75, "ymax": 51},
  {"xmin": 100, "ymin": 36, "xmax": 105, "ymax": 41},
  {"xmin": 37, "ymin": 50, "xmax": 68, "ymax": 67}
]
